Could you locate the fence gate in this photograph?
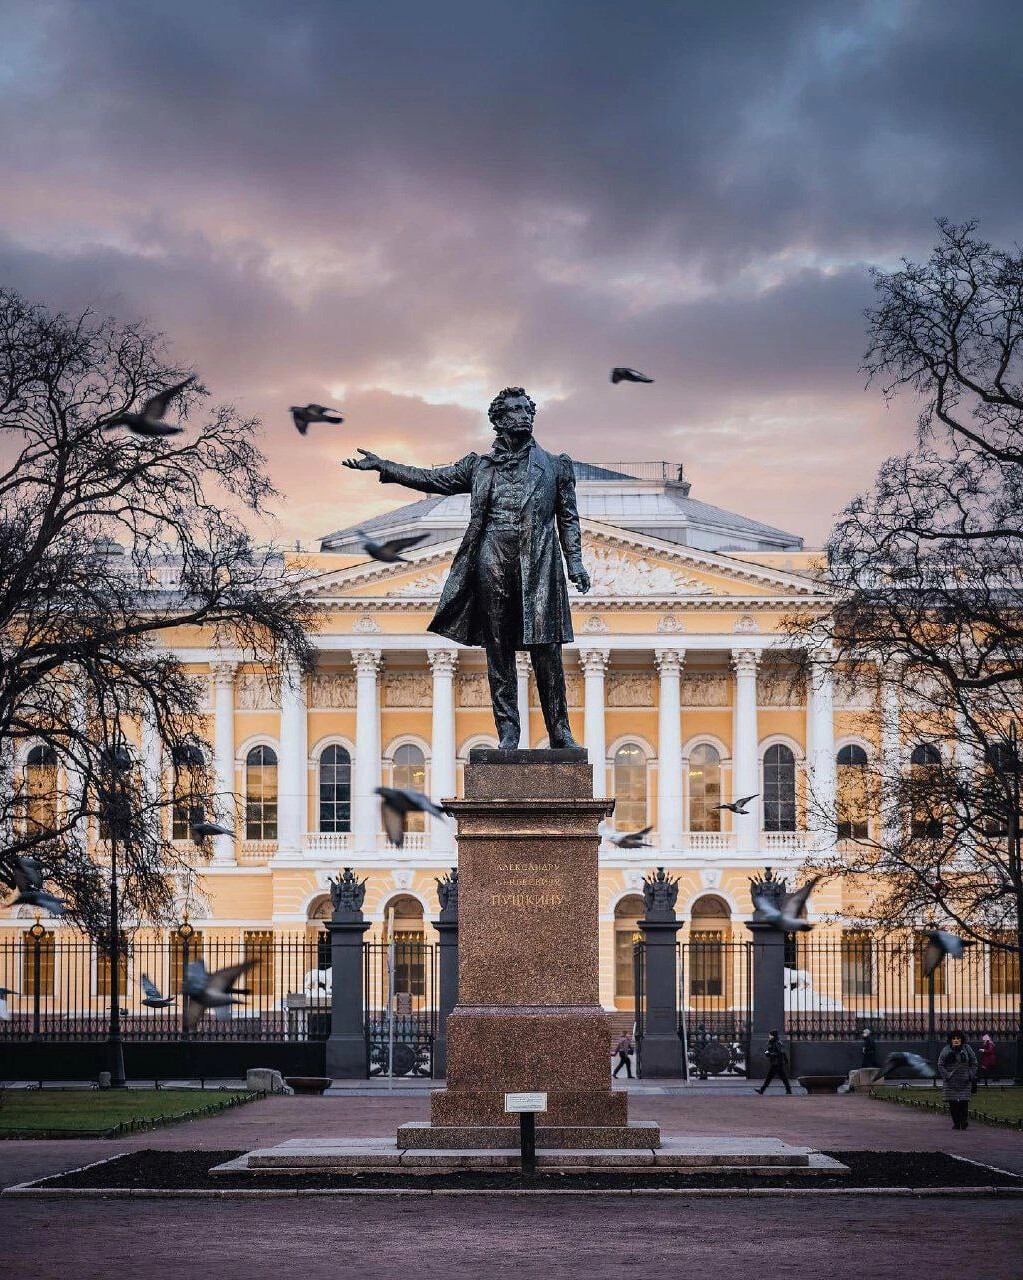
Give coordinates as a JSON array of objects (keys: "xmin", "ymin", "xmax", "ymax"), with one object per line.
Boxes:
[
  {"xmin": 363, "ymin": 940, "xmax": 437, "ymax": 1077},
  {"xmin": 679, "ymin": 939, "xmax": 752, "ymax": 1077}
]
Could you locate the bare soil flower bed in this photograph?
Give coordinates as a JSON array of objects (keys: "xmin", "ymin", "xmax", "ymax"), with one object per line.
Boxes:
[{"xmin": 21, "ymin": 1149, "xmax": 1023, "ymax": 1193}]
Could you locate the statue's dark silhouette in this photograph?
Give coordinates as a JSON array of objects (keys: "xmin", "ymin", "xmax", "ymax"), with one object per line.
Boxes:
[{"xmin": 344, "ymin": 387, "xmax": 590, "ymax": 748}]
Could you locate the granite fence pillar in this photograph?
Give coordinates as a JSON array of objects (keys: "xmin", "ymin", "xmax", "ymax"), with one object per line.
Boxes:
[
  {"xmin": 433, "ymin": 868, "xmax": 459, "ymax": 1078},
  {"xmin": 325, "ymin": 869, "xmax": 371, "ymax": 1079},
  {"xmin": 638, "ymin": 868, "xmax": 684, "ymax": 1078},
  {"xmin": 746, "ymin": 919, "xmax": 787, "ymax": 1082}
]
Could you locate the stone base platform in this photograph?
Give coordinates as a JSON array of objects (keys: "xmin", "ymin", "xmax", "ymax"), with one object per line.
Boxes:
[
  {"xmin": 211, "ymin": 1137, "xmax": 848, "ymax": 1175},
  {"xmin": 397, "ymin": 1120, "xmax": 658, "ymax": 1149}
]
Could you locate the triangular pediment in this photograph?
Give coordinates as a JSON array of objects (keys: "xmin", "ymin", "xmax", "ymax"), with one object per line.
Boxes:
[{"xmin": 301, "ymin": 522, "xmax": 824, "ymax": 605}]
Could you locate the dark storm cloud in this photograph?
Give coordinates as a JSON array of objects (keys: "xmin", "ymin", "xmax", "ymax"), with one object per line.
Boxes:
[{"xmin": 1, "ymin": 0, "xmax": 1021, "ymax": 543}]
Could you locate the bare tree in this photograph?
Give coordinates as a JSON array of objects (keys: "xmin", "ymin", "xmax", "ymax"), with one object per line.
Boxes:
[
  {"xmin": 0, "ymin": 289, "xmax": 316, "ymax": 935},
  {"xmin": 788, "ymin": 223, "xmax": 1023, "ymax": 1069}
]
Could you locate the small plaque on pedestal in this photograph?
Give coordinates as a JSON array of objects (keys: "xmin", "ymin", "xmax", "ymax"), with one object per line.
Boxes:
[{"xmin": 505, "ymin": 1092, "xmax": 547, "ymax": 1114}]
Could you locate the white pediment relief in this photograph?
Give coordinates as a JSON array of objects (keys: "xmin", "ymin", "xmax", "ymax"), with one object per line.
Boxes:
[
  {"xmin": 576, "ymin": 546, "xmax": 713, "ymax": 597},
  {"xmin": 388, "ymin": 570, "xmax": 448, "ymax": 598}
]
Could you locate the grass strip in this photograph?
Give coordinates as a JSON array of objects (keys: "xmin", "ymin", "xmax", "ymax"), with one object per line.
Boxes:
[{"xmin": 0, "ymin": 1088, "xmax": 264, "ymax": 1139}]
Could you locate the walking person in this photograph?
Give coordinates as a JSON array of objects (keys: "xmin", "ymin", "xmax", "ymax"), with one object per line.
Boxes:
[
  {"xmin": 756, "ymin": 1029, "xmax": 792, "ymax": 1095},
  {"xmin": 978, "ymin": 1034, "xmax": 997, "ymax": 1087},
  {"xmin": 937, "ymin": 1029, "xmax": 978, "ymax": 1129},
  {"xmin": 612, "ymin": 1031, "xmax": 634, "ymax": 1079},
  {"xmin": 860, "ymin": 1027, "xmax": 879, "ymax": 1071}
]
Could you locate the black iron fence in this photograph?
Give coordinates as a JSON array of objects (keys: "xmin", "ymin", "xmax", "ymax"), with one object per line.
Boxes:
[
  {"xmin": 0, "ymin": 933, "xmax": 327, "ymax": 1042},
  {"xmin": 680, "ymin": 939, "xmax": 751, "ymax": 1076},
  {"xmin": 363, "ymin": 940, "xmax": 437, "ymax": 1076},
  {"xmin": 785, "ymin": 936, "xmax": 1021, "ymax": 1041}
]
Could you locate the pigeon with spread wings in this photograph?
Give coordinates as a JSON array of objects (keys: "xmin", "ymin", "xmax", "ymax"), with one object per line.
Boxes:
[
  {"xmin": 182, "ymin": 959, "xmax": 258, "ymax": 1029},
  {"xmin": 291, "ymin": 403, "xmax": 344, "ymax": 435},
  {"xmin": 715, "ymin": 793, "xmax": 758, "ymax": 815},
  {"xmin": 104, "ymin": 378, "xmax": 194, "ymax": 437},
  {"xmin": 610, "ymin": 367, "xmax": 654, "ymax": 384},
  {"xmin": 141, "ymin": 975, "xmax": 176, "ymax": 1009},
  {"xmin": 597, "ymin": 821, "xmax": 653, "ymax": 849},
  {"xmin": 357, "ymin": 528, "xmax": 430, "ymax": 563},
  {"xmin": 921, "ymin": 929, "xmax": 974, "ymax": 978},
  {"xmin": 8, "ymin": 854, "xmax": 66, "ymax": 916},
  {"xmin": 376, "ymin": 787, "xmax": 450, "ymax": 850},
  {"xmin": 752, "ymin": 876, "xmax": 821, "ymax": 933}
]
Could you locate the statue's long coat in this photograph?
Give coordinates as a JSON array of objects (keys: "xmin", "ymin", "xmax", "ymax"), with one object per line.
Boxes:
[{"xmin": 376, "ymin": 445, "xmax": 584, "ymax": 647}]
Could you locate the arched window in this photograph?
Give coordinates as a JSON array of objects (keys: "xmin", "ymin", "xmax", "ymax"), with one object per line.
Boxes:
[
  {"xmin": 910, "ymin": 742, "xmax": 942, "ymax": 839},
  {"xmin": 614, "ymin": 894, "xmax": 645, "ymax": 1006},
  {"xmin": 319, "ymin": 745, "xmax": 352, "ymax": 833},
  {"xmin": 384, "ymin": 895, "xmax": 426, "ymax": 999},
  {"xmin": 689, "ymin": 895, "xmax": 732, "ymax": 997},
  {"xmin": 836, "ymin": 743, "xmax": 869, "ymax": 841},
  {"xmin": 688, "ymin": 744, "xmax": 721, "ymax": 832},
  {"xmin": 763, "ymin": 744, "xmax": 796, "ymax": 832},
  {"xmin": 612, "ymin": 744, "xmax": 647, "ymax": 831},
  {"xmin": 984, "ymin": 742, "xmax": 1018, "ymax": 837},
  {"xmin": 245, "ymin": 745, "xmax": 278, "ymax": 840},
  {"xmin": 171, "ymin": 747, "xmax": 206, "ymax": 842},
  {"xmin": 24, "ymin": 744, "xmax": 58, "ymax": 834},
  {"xmin": 393, "ymin": 744, "xmax": 426, "ymax": 832}
]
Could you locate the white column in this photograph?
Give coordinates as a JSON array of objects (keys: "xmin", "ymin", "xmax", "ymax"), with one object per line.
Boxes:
[
  {"xmin": 655, "ymin": 648, "xmax": 684, "ymax": 851},
  {"xmin": 139, "ymin": 706, "xmax": 164, "ymax": 846},
  {"xmin": 880, "ymin": 674, "xmax": 901, "ymax": 850},
  {"xmin": 428, "ymin": 648, "xmax": 458, "ymax": 855},
  {"xmin": 209, "ymin": 661, "xmax": 238, "ymax": 864},
  {"xmin": 579, "ymin": 648, "xmax": 609, "ymax": 799},
  {"xmin": 731, "ymin": 648, "xmax": 760, "ymax": 854},
  {"xmin": 352, "ymin": 650, "xmax": 382, "ymax": 851},
  {"xmin": 955, "ymin": 701, "xmax": 976, "ymax": 858},
  {"xmin": 807, "ymin": 650, "xmax": 836, "ymax": 850},
  {"xmin": 277, "ymin": 661, "xmax": 308, "ymax": 859},
  {"xmin": 515, "ymin": 652, "xmax": 532, "ymax": 749}
]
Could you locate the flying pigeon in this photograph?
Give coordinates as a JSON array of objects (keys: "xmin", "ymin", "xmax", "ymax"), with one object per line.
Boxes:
[
  {"xmin": 610, "ymin": 367, "xmax": 654, "ymax": 384},
  {"xmin": 921, "ymin": 929, "xmax": 974, "ymax": 978},
  {"xmin": 191, "ymin": 818, "xmax": 235, "ymax": 841},
  {"xmin": 877, "ymin": 1050, "xmax": 937, "ymax": 1081},
  {"xmin": 140, "ymin": 974, "xmax": 176, "ymax": 1009},
  {"xmin": 357, "ymin": 528, "xmax": 429, "ymax": 563},
  {"xmin": 598, "ymin": 821, "xmax": 653, "ymax": 849},
  {"xmin": 100, "ymin": 745, "xmax": 133, "ymax": 773},
  {"xmin": 9, "ymin": 855, "xmax": 66, "ymax": 916},
  {"xmin": 375, "ymin": 787, "xmax": 450, "ymax": 849},
  {"xmin": 0, "ymin": 985, "xmax": 18, "ymax": 1021},
  {"xmin": 752, "ymin": 876, "xmax": 821, "ymax": 933},
  {"xmin": 182, "ymin": 959, "xmax": 257, "ymax": 1029},
  {"xmin": 172, "ymin": 743, "xmax": 206, "ymax": 768},
  {"xmin": 290, "ymin": 403, "xmax": 345, "ymax": 435},
  {"xmin": 104, "ymin": 378, "xmax": 194, "ymax": 437},
  {"xmin": 716, "ymin": 794, "xmax": 759, "ymax": 815}
]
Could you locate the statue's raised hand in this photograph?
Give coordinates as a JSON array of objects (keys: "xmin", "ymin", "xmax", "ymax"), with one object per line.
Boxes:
[{"xmin": 343, "ymin": 448, "xmax": 383, "ymax": 472}]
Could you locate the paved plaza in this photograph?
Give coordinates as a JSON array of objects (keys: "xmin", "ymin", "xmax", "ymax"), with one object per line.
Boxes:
[{"xmin": 2, "ymin": 1089, "xmax": 1022, "ymax": 1278}]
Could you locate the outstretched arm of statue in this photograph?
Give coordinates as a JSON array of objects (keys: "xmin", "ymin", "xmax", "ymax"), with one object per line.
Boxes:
[
  {"xmin": 555, "ymin": 453, "xmax": 590, "ymax": 593},
  {"xmin": 342, "ymin": 448, "xmax": 476, "ymax": 497}
]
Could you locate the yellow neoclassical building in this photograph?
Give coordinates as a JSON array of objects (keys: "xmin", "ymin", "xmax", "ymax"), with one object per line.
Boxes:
[{"xmin": 8, "ymin": 460, "xmax": 890, "ymax": 1012}]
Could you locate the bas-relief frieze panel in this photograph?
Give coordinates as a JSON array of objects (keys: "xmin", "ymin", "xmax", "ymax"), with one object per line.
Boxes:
[
  {"xmin": 457, "ymin": 672, "xmax": 491, "ymax": 708},
  {"xmin": 190, "ymin": 674, "xmax": 212, "ymax": 711},
  {"xmin": 834, "ymin": 674, "xmax": 878, "ymax": 711},
  {"xmin": 310, "ymin": 673, "xmax": 356, "ymax": 709},
  {"xmin": 758, "ymin": 667, "xmax": 806, "ymax": 708},
  {"xmin": 681, "ymin": 673, "xmax": 730, "ymax": 707},
  {"xmin": 387, "ymin": 571, "xmax": 447, "ymax": 597},
  {"xmin": 383, "ymin": 671, "xmax": 432, "ymax": 707},
  {"xmin": 235, "ymin": 672, "xmax": 280, "ymax": 709},
  {"xmin": 579, "ymin": 547, "xmax": 713, "ymax": 596},
  {"xmin": 606, "ymin": 672, "xmax": 655, "ymax": 707}
]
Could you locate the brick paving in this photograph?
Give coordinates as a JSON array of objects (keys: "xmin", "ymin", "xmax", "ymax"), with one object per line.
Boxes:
[{"xmin": 1, "ymin": 1090, "xmax": 1021, "ymax": 1278}]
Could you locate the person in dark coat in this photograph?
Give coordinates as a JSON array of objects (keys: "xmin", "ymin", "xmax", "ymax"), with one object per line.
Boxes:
[
  {"xmin": 756, "ymin": 1029, "xmax": 792, "ymax": 1095},
  {"xmin": 344, "ymin": 388, "xmax": 590, "ymax": 747},
  {"xmin": 978, "ymin": 1034, "xmax": 997, "ymax": 1087},
  {"xmin": 937, "ymin": 1029, "xmax": 978, "ymax": 1129},
  {"xmin": 613, "ymin": 1032, "xmax": 635, "ymax": 1079},
  {"xmin": 860, "ymin": 1028, "xmax": 879, "ymax": 1069}
]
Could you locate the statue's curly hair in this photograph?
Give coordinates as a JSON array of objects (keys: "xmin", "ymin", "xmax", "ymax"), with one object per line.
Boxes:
[{"xmin": 487, "ymin": 386, "xmax": 536, "ymax": 428}]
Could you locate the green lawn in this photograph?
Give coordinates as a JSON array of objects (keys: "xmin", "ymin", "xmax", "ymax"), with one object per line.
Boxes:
[
  {"xmin": 870, "ymin": 1084, "xmax": 1023, "ymax": 1126},
  {"xmin": 0, "ymin": 1088, "xmax": 255, "ymax": 1137}
]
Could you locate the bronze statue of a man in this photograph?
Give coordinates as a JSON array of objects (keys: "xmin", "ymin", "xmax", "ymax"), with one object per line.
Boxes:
[{"xmin": 344, "ymin": 387, "xmax": 591, "ymax": 749}]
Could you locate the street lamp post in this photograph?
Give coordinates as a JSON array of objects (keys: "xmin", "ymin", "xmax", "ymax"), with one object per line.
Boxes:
[
  {"xmin": 1004, "ymin": 725, "xmax": 1023, "ymax": 1086},
  {"xmin": 28, "ymin": 916, "xmax": 45, "ymax": 1041},
  {"xmin": 176, "ymin": 917, "xmax": 195, "ymax": 1041},
  {"xmin": 101, "ymin": 745, "xmax": 132, "ymax": 1090}
]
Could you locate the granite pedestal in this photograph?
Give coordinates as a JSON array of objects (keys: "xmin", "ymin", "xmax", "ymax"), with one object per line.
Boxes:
[{"xmin": 408, "ymin": 750, "xmax": 655, "ymax": 1149}]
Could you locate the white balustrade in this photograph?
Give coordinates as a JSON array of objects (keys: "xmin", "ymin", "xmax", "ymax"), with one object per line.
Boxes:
[
  {"xmin": 684, "ymin": 831, "xmax": 737, "ymax": 853},
  {"xmin": 761, "ymin": 830, "xmax": 811, "ymax": 852},
  {"xmin": 302, "ymin": 832, "xmax": 354, "ymax": 855}
]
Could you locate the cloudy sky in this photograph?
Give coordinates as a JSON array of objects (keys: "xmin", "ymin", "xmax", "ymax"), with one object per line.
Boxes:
[{"xmin": 2, "ymin": 0, "xmax": 1021, "ymax": 547}]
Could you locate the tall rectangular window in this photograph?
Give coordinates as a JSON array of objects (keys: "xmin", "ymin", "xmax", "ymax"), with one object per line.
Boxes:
[
  {"xmin": 21, "ymin": 929, "xmax": 55, "ymax": 996},
  {"xmin": 690, "ymin": 929, "xmax": 724, "ymax": 997},
  {"xmin": 243, "ymin": 929, "xmax": 275, "ymax": 999},
  {"xmin": 841, "ymin": 930, "xmax": 873, "ymax": 997},
  {"xmin": 990, "ymin": 935, "xmax": 1020, "ymax": 996}
]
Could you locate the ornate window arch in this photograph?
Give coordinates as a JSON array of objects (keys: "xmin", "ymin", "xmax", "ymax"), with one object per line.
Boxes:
[
  {"xmin": 910, "ymin": 741, "xmax": 943, "ymax": 838},
  {"xmin": 762, "ymin": 742, "xmax": 796, "ymax": 832},
  {"xmin": 24, "ymin": 742, "xmax": 58, "ymax": 835},
  {"xmin": 244, "ymin": 743, "xmax": 278, "ymax": 841},
  {"xmin": 611, "ymin": 740, "xmax": 649, "ymax": 831},
  {"xmin": 315, "ymin": 739, "xmax": 353, "ymax": 834},
  {"xmin": 613, "ymin": 893, "xmax": 646, "ymax": 1007}
]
